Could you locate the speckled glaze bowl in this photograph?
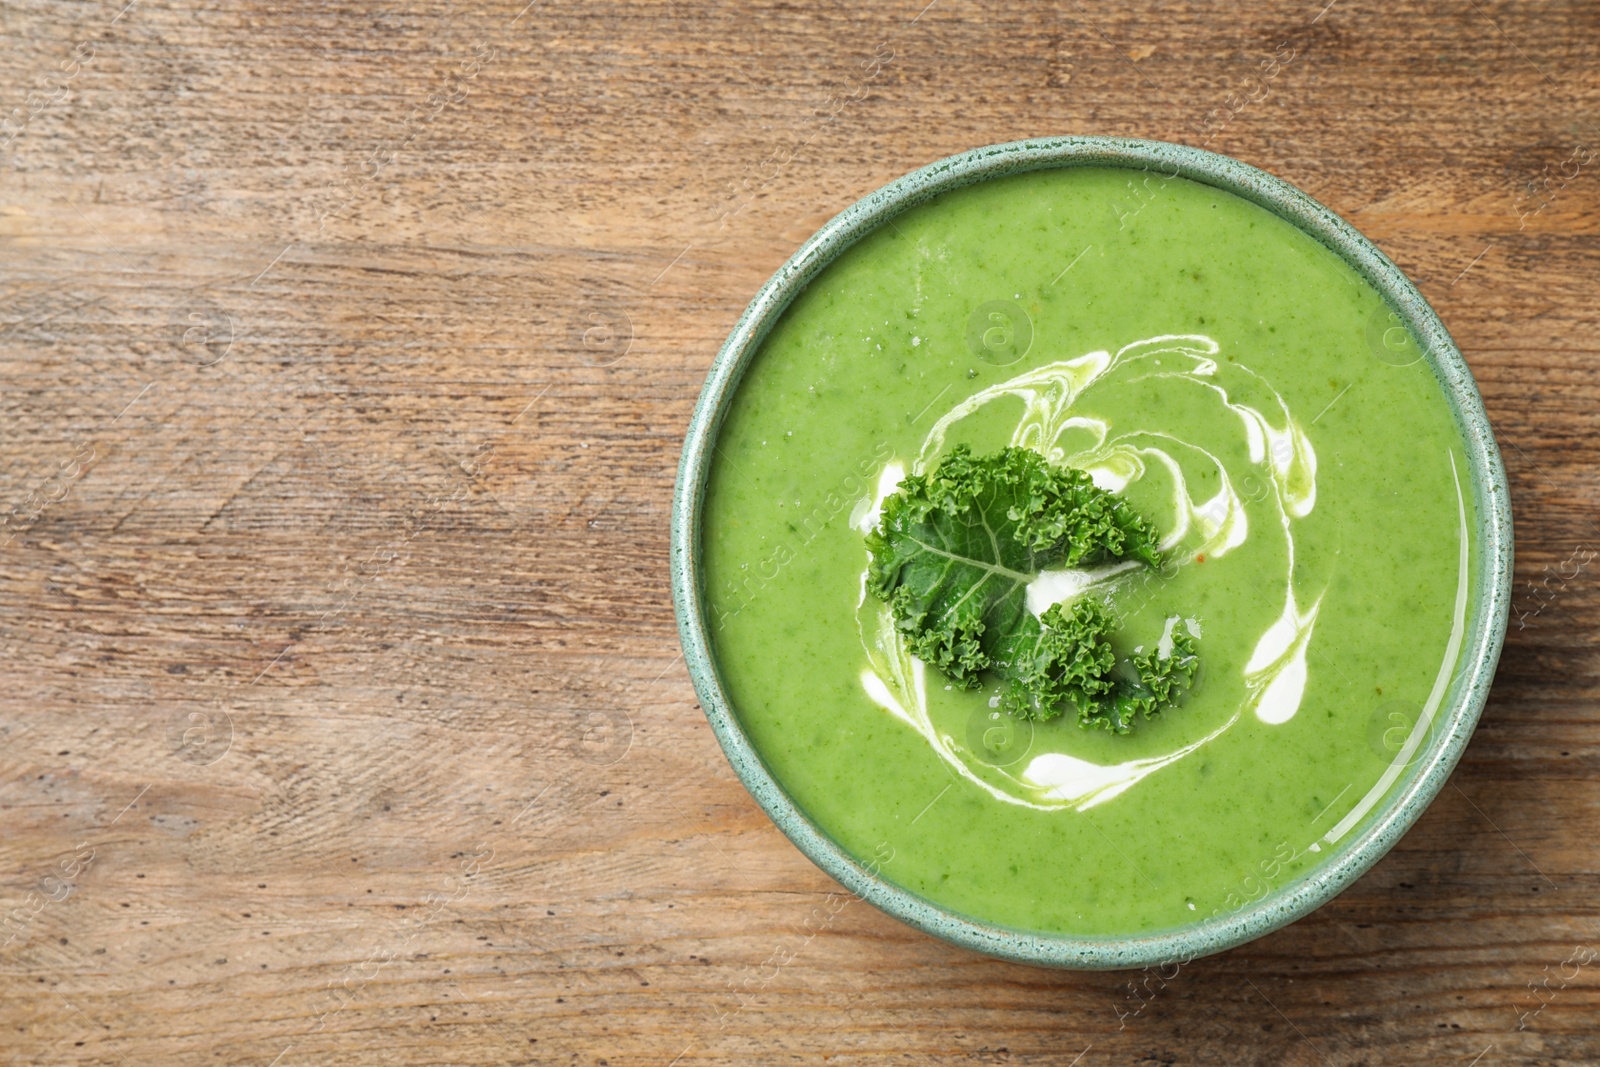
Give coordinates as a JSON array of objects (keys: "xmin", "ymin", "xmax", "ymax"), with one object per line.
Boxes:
[{"xmin": 670, "ymin": 137, "xmax": 1513, "ymax": 969}]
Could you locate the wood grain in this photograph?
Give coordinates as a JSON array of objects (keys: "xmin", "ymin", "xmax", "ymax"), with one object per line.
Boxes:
[{"xmin": 1, "ymin": 0, "xmax": 1598, "ymax": 1063}]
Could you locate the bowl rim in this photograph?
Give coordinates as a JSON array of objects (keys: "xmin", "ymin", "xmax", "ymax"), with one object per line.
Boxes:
[{"xmin": 669, "ymin": 135, "xmax": 1514, "ymax": 970}]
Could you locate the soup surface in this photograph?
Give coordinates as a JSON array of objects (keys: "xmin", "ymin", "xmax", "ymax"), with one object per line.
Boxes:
[{"xmin": 702, "ymin": 166, "xmax": 1475, "ymax": 936}]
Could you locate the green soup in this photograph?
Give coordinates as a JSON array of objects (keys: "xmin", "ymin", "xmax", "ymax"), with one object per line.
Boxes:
[{"xmin": 702, "ymin": 167, "xmax": 1474, "ymax": 936}]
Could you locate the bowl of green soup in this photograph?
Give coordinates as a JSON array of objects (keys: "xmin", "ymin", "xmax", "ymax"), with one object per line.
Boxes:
[{"xmin": 671, "ymin": 137, "xmax": 1512, "ymax": 969}]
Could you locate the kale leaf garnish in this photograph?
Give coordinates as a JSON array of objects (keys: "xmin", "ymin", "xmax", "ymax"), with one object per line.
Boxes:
[{"xmin": 865, "ymin": 445, "xmax": 1197, "ymax": 732}]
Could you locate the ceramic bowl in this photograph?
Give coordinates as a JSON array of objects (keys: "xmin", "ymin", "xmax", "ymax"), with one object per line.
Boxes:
[{"xmin": 670, "ymin": 136, "xmax": 1513, "ymax": 969}]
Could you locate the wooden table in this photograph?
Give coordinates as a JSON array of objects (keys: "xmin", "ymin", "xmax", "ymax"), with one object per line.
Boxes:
[{"xmin": 2, "ymin": 1, "xmax": 1595, "ymax": 1063}]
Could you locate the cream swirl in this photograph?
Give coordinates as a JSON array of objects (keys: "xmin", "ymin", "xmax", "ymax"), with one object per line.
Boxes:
[{"xmin": 854, "ymin": 335, "xmax": 1324, "ymax": 812}]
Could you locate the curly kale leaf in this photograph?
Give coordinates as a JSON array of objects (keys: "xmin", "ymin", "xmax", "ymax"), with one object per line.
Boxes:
[{"xmin": 865, "ymin": 445, "xmax": 1195, "ymax": 732}]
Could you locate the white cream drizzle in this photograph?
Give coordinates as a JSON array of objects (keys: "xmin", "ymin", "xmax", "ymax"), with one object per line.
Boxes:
[
  {"xmin": 1025, "ymin": 561, "xmax": 1143, "ymax": 617},
  {"xmin": 1021, "ymin": 712, "xmax": 1239, "ymax": 810},
  {"xmin": 855, "ymin": 334, "xmax": 1327, "ymax": 812},
  {"xmin": 851, "ymin": 461, "xmax": 907, "ymax": 535}
]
